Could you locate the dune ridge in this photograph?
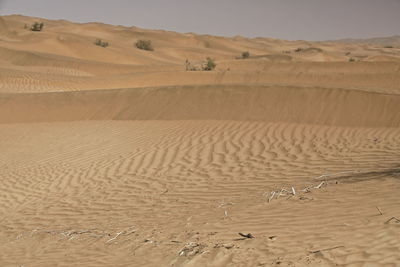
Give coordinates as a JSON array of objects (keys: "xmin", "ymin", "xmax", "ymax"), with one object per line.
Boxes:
[{"xmin": 1, "ymin": 85, "xmax": 400, "ymax": 127}]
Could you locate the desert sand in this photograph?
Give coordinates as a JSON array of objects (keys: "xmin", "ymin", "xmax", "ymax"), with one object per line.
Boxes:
[{"xmin": 0, "ymin": 15, "xmax": 400, "ymax": 267}]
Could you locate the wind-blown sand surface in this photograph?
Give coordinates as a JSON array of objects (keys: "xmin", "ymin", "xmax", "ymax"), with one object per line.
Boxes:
[{"xmin": 0, "ymin": 15, "xmax": 400, "ymax": 267}]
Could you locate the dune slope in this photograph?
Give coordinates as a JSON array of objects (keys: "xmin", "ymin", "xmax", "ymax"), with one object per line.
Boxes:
[{"xmin": 1, "ymin": 85, "xmax": 400, "ymax": 127}]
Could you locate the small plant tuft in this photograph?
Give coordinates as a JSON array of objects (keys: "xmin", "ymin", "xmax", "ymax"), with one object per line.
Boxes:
[
  {"xmin": 135, "ymin": 40, "xmax": 154, "ymax": 51},
  {"xmin": 202, "ymin": 57, "xmax": 216, "ymax": 71},
  {"xmin": 241, "ymin": 51, "xmax": 250, "ymax": 59},
  {"xmin": 30, "ymin": 22, "xmax": 44, "ymax": 32},
  {"xmin": 349, "ymin": 58, "xmax": 356, "ymax": 62},
  {"xmin": 95, "ymin": 39, "xmax": 109, "ymax": 48}
]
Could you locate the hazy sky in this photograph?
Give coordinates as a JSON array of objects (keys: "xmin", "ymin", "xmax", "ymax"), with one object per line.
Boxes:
[{"xmin": 1, "ymin": 0, "xmax": 399, "ymax": 40}]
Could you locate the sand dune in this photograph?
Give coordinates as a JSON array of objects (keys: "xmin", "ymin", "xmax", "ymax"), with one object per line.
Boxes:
[
  {"xmin": 332, "ymin": 35, "xmax": 400, "ymax": 47},
  {"xmin": 0, "ymin": 15, "xmax": 400, "ymax": 267},
  {"xmin": 1, "ymin": 85, "xmax": 400, "ymax": 127}
]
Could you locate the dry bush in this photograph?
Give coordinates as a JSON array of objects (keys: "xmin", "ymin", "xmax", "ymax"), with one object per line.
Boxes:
[
  {"xmin": 31, "ymin": 22, "xmax": 44, "ymax": 31},
  {"xmin": 95, "ymin": 39, "xmax": 109, "ymax": 48},
  {"xmin": 241, "ymin": 51, "xmax": 250, "ymax": 59},
  {"xmin": 185, "ymin": 58, "xmax": 217, "ymax": 71},
  {"xmin": 202, "ymin": 57, "xmax": 216, "ymax": 71},
  {"xmin": 135, "ymin": 40, "xmax": 154, "ymax": 51}
]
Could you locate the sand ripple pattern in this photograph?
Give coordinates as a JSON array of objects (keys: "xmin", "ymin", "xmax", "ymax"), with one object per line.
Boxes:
[{"xmin": 0, "ymin": 121, "xmax": 399, "ymax": 266}]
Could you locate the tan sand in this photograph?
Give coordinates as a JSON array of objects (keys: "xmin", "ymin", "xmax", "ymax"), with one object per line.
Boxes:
[{"xmin": 0, "ymin": 15, "xmax": 400, "ymax": 267}]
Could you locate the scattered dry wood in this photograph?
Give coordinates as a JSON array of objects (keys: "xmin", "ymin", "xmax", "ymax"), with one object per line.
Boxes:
[{"xmin": 18, "ymin": 226, "xmax": 136, "ymax": 243}]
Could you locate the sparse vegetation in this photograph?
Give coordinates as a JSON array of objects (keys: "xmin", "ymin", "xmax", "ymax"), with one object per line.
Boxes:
[
  {"xmin": 349, "ymin": 58, "xmax": 356, "ymax": 62},
  {"xmin": 384, "ymin": 45, "xmax": 394, "ymax": 48},
  {"xmin": 203, "ymin": 41, "xmax": 211, "ymax": 48},
  {"xmin": 185, "ymin": 59, "xmax": 198, "ymax": 71},
  {"xmin": 135, "ymin": 40, "xmax": 154, "ymax": 51},
  {"xmin": 203, "ymin": 57, "xmax": 216, "ymax": 71},
  {"xmin": 95, "ymin": 39, "xmax": 109, "ymax": 48},
  {"xmin": 185, "ymin": 58, "xmax": 217, "ymax": 71},
  {"xmin": 241, "ymin": 51, "xmax": 250, "ymax": 59},
  {"xmin": 30, "ymin": 22, "xmax": 44, "ymax": 32}
]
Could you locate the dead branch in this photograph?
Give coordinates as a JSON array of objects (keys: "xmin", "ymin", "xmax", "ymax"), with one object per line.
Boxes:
[
  {"xmin": 376, "ymin": 206, "xmax": 383, "ymax": 216},
  {"xmin": 385, "ymin": 217, "xmax": 400, "ymax": 224},
  {"xmin": 268, "ymin": 191, "xmax": 276, "ymax": 203},
  {"xmin": 314, "ymin": 167, "xmax": 400, "ymax": 181},
  {"xmin": 238, "ymin": 233, "xmax": 254, "ymax": 239},
  {"xmin": 314, "ymin": 171, "xmax": 360, "ymax": 180},
  {"xmin": 314, "ymin": 181, "xmax": 326, "ymax": 189},
  {"xmin": 310, "ymin": 245, "xmax": 344, "ymax": 254},
  {"xmin": 106, "ymin": 232, "xmax": 123, "ymax": 243},
  {"xmin": 277, "ymin": 189, "xmax": 286, "ymax": 198}
]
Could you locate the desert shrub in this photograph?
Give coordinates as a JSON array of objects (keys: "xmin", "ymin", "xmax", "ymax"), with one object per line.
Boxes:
[
  {"xmin": 294, "ymin": 48, "xmax": 303, "ymax": 52},
  {"xmin": 203, "ymin": 41, "xmax": 211, "ymax": 48},
  {"xmin": 384, "ymin": 45, "xmax": 394, "ymax": 48},
  {"xmin": 349, "ymin": 58, "xmax": 356, "ymax": 62},
  {"xmin": 185, "ymin": 58, "xmax": 217, "ymax": 71},
  {"xmin": 135, "ymin": 40, "xmax": 154, "ymax": 51},
  {"xmin": 202, "ymin": 57, "xmax": 216, "ymax": 71},
  {"xmin": 95, "ymin": 39, "xmax": 109, "ymax": 48},
  {"xmin": 241, "ymin": 51, "xmax": 250, "ymax": 59},
  {"xmin": 185, "ymin": 59, "xmax": 198, "ymax": 71},
  {"xmin": 31, "ymin": 22, "xmax": 44, "ymax": 31}
]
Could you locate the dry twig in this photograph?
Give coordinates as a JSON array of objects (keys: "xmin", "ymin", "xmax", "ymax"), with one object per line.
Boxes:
[
  {"xmin": 376, "ymin": 206, "xmax": 383, "ymax": 216},
  {"xmin": 238, "ymin": 233, "xmax": 254, "ymax": 239},
  {"xmin": 314, "ymin": 171, "xmax": 360, "ymax": 180},
  {"xmin": 385, "ymin": 217, "xmax": 400, "ymax": 224},
  {"xmin": 106, "ymin": 232, "xmax": 123, "ymax": 243},
  {"xmin": 268, "ymin": 191, "xmax": 276, "ymax": 203},
  {"xmin": 314, "ymin": 181, "xmax": 326, "ymax": 189},
  {"xmin": 310, "ymin": 245, "xmax": 344, "ymax": 254}
]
